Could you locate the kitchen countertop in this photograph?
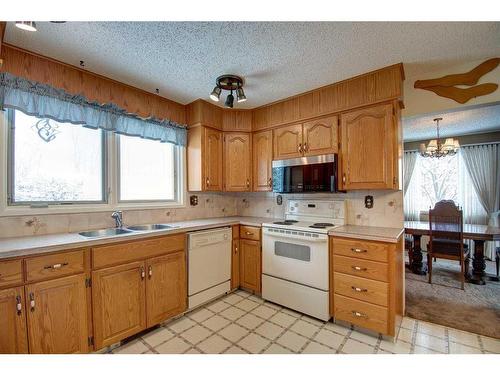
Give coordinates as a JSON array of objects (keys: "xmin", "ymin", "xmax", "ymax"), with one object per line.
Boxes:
[
  {"xmin": 0, "ymin": 216, "xmax": 274, "ymax": 259},
  {"xmin": 328, "ymin": 225, "xmax": 404, "ymax": 243}
]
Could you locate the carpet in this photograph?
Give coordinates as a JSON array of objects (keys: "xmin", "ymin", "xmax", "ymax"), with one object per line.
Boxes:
[{"xmin": 405, "ymin": 259, "xmax": 500, "ymax": 338}]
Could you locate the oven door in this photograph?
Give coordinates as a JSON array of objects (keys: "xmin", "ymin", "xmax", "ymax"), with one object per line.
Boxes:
[{"xmin": 262, "ymin": 227, "xmax": 329, "ymax": 290}]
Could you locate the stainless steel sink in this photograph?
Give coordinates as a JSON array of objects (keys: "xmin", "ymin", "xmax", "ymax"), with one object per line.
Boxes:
[
  {"xmin": 126, "ymin": 224, "xmax": 174, "ymax": 231},
  {"xmin": 79, "ymin": 228, "xmax": 132, "ymax": 238}
]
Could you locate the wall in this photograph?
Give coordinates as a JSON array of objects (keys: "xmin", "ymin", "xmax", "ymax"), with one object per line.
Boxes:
[
  {"xmin": 404, "ymin": 130, "xmax": 500, "ymax": 151},
  {"xmin": 403, "ymin": 58, "xmax": 500, "ymax": 118}
]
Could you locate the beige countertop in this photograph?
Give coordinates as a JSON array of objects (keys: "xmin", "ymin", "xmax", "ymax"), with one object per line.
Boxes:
[
  {"xmin": 328, "ymin": 225, "xmax": 404, "ymax": 243},
  {"xmin": 0, "ymin": 216, "xmax": 274, "ymax": 259}
]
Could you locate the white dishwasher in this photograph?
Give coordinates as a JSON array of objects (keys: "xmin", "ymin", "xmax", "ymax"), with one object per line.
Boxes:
[{"xmin": 188, "ymin": 227, "xmax": 232, "ymax": 309}]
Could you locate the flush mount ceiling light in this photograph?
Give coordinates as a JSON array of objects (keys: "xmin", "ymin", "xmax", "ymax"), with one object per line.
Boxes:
[
  {"xmin": 419, "ymin": 118, "xmax": 460, "ymax": 158},
  {"xmin": 209, "ymin": 75, "xmax": 246, "ymax": 108},
  {"xmin": 15, "ymin": 21, "xmax": 37, "ymax": 32}
]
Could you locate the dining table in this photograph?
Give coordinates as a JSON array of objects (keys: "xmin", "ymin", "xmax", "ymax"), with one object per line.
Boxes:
[{"xmin": 404, "ymin": 220, "xmax": 500, "ymax": 285}]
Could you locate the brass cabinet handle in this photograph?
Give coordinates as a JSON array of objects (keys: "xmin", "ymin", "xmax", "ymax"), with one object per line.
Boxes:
[
  {"xmin": 298, "ymin": 143, "xmax": 302, "ymax": 153},
  {"xmin": 148, "ymin": 265, "xmax": 153, "ymax": 279},
  {"xmin": 351, "ymin": 286, "xmax": 368, "ymax": 293},
  {"xmin": 303, "ymin": 142, "xmax": 308, "ymax": 152},
  {"xmin": 16, "ymin": 295, "xmax": 22, "ymax": 316},
  {"xmin": 246, "ymin": 179, "xmax": 250, "ymax": 188},
  {"xmin": 342, "ymin": 173, "xmax": 346, "ymax": 184},
  {"xmin": 351, "ymin": 265, "xmax": 368, "ymax": 272},
  {"xmin": 29, "ymin": 292, "xmax": 35, "ymax": 312},
  {"xmin": 352, "ymin": 310, "xmax": 367, "ymax": 318},
  {"xmin": 44, "ymin": 262, "xmax": 68, "ymax": 270},
  {"xmin": 205, "ymin": 177, "xmax": 210, "ymax": 187},
  {"xmin": 351, "ymin": 248, "xmax": 367, "ymax": 254},
  {"xmin": 140, "ymin": 266, "xmax": 145, "ymax": 280},
  {"xmin": 234, "ymin": 246, "xmax": 238, "ymax": 254},
  {"xmin": 245, "ymin": 232, "xmax": 254, "ymax": 236},
  {"xmin": 268, "ymin": 177, "xmax": 272, "ymax": 188}
]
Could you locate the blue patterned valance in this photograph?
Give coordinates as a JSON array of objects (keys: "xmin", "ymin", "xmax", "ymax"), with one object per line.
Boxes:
[{"xmin": 0, "ymin": 72, "xmax": 187, "ymax": 146}]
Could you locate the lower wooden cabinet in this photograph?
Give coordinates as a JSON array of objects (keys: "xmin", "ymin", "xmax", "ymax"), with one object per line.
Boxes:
[
  {"xmin": 231, "ymin": 239, "xmax": 240, "ymax": 289},
  {"xmin": 146, "ymin": 251, "xmax": 186, "ymax": 327},
  {"xmin": 92, "ymin": 261, "xmax": 147, "ymax": 349},
  {"xmin": 239, "ymin": 239, "xmax": 261, "ymax": 293},
  {"xmin": 0, "ymin": 286, "xmax": 28, "ymax": 354},
  {"xmin": 25, "ymin": 274, "xmax": 89, "ymax": 353}
]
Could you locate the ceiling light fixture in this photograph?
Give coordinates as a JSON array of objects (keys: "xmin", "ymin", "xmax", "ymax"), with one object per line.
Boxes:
[
  {"xmin": 209, "ymin": 75, "xmax": 246, "ymax": 108},
  {"xmin": 419, "ymin": 118, "xmax": 460, "ymax": 158},
  {"xmin": 15, "ymin": 21, "xmax": 37, "ymax": 32}
]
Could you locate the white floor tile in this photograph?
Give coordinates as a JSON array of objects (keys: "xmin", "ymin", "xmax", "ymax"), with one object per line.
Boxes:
[
  {"xmin": 155, "ymin": 337, "xmax": 191, "ymax": 354},
  {"xmin": 224, "ymin": 345, "xmax": 248, "ymax": 354},
  {"xmin": 112, "ymin": 340, "xmax": 149, "ymax": 354},
  {"xmin": 141, "ymin": 327, "xmax": 174, "ymax": 347},
  {"xmin": 302, "ymin": 341, "xmax": 337, "ymax": 354},
  {"xmin": 234, "ymin": 299, "xmax": 260, "ymax": 312},
  {"xmin": 397, "ymin": 327, "xmax": 414, "ymax": 343},
  {"xmin": 413, "ymin": 345, "xmax": 441, "ymax": 354},
  {"xmin": 235, "ymin": 290, "xmax": 251, "ymax": 298},
  {"xmin": 269, "ymin": 312, "xmax": 297, "ymax": 328},
  {"xmin": 350, "ymin": 330, "xmax": 379, "ymax": 346},
  {"xmin": 251, "ymin": 305, "xmax": 277, "ymax": 320},
  {"xmin": 224, "ymin": 293, "xmax": 245, "ymax": 305},
  {"xmin": 276, "ymin": 331, "xmax": 308, "ymax": 352},
  {"xmin": 247, "ymin": 295, "xmax": 264, "ymax": 304},
  {"xmin": 168, "ymin": 317, "xmax": 196, "ymax": 333},
  {"xmin": 202, "ymin": 315, "xmax": 231, "ymax": 332},
  {"xmin": 263, "ymin": 343, "xmax": 294, "ymax": 354},
  {"xmin": 481, "ymin": 336, "xmax": 500, "ymax": 353},
  {"xmin": 197, "ymin": 335, "xmax": 232, "ymax": 354},
  {"xmin": 237, "ymin": 333, "xmax": 270, "ymax": 353},
  {"xmin": 448, "ymin": 329, "xmax": 480, "ymax": 348},
  {"xmin": 449, "ymin": 342, "xmax": 483, "ymax": 354},
  {"xmin": 218, "ymin": 323, "xmax": 250, "ymax": 342},
  {"xmin": 313, "ymin": 328, "xmax": 345, "ymax": 349},
  {"xmin": 415, "ymin": 333, "xmax": 447, "ymax": 353},
  {"xmin": 341, "ymin": 339, "xmax": 376, "ymax": 354},
  {"xmin": 188, "ymin": 308, "xmax": 214, "ymax": 323},
  {"xmin": 379, "ymin": 339, "xmax": 412, "ymax": 354},
  {"xmin": 400, "ymin": 317, "xmax": 416, "ymax": 330},
  {"xmin": 185, "ymin": 348, "xmax": 202, "ymax": 354},
  {"xmin": 417, "ymin": 321, "xmax": 446, "ymax": 339},
  {"xmin": 206, "ymin": 300, "xmax": 232, "ymax": 313},
  {"xmin": 290, "ymin": 320, "xmax": 320, "ymax": 338},
  {"xmin": 324, "ymin": 322, "xmax": 351, "ymax": 336},
  {"xmin": 281, "ymin": 308, "xmax": 302, "ymax": 318},
  {"xmin": 236, "ymin": 313, "xmax": 265, "ymax": 330},
  {"xmin": 255, "ymin": 321, "xmax": 286, "ymax": 340},
  {"xmin": 180, "ymin": 325, "xmax": 212, "ymax": 345},
  {"xmin": 219, "ymin": 307, "xmax": 247, "ymax": 321},
  {"xmin": 300, "ymin": 315, "xmax": 324, "ymax": 327}
]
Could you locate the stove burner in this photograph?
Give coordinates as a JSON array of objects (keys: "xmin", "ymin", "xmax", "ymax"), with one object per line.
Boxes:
[
  {"xmin": 273, "ymin": 220, "xmax": 298, "ymax": 225},
  {"xmin": 309, "ymin": 222, "xmax": 335, "ymax": 228}
]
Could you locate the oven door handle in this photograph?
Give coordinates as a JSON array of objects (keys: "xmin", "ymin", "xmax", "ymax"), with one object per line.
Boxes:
[{"xmin": 263, "ymin": 230, "xmax": 328, "ymax": 242}]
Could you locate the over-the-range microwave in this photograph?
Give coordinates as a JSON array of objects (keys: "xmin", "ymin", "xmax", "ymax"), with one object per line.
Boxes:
[{"xmin": 272, "ymin": 154, "xmax": 338, "ymax": 193}]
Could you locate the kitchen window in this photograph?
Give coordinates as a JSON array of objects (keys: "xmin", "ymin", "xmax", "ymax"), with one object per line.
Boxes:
[
  {"xmin": 117, "ymin": 134, "xmax": 179, "ymax": 202},
  {"xmin": 7, "ymin": 110, "xmax": 106, "ymax": 206}
]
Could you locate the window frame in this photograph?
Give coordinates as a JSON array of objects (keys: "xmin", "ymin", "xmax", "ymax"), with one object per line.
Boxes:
[
  {"xmin": 116, "ymin": 134, "xmax": 181, "ymax": 204},
  {"xmin": 0, "ymin": 109, "xmax": 186, "ymax": 217}
]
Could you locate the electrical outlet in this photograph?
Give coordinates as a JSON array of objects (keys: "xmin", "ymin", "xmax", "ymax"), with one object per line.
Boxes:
[{"xmin": 364, "ymin": 195, "xmax": 374, "ymax": 209}]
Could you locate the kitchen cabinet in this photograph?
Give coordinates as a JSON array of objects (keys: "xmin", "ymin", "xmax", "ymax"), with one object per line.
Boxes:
[
  {"xmin": 224, "ymin": 132, "xmax": 252, "ymax": 191},
  {"xmin": 187, "ymin": 126, "xmax": 223, "ymax": 191},
  {"xmin": 231, "ymin": 239, "xmax": 240, "ymax": 289},
  {"xmin": 25, "ymin": 274, "xmax": 89, "ymax": 353},
  {"xmin": 273, "ymin": 123, "xmax": 303, "ymax": 160},
  {"xmin": 239, "ymin": 237, "xmax": 261, "ymax": 294},
  {"xmin": 252, "ymin": 130, "xmax": 273, "ymax": 191},
  {"xmin": 0, "ymin": 286, "xmax": 28, "ymax": 354},
  {"xmin": 146, "ymin": 251, "xmax": 186, "ymax": 327},
  {"xmin": 302, "ymin": 115, "xmax": 338, "ymax": 156},
  {"xmin": 329, "ymin": 235, "xmax": 404, "ymax": 338},
  {"xmin": 92, "ymin": 261, "xmax": 147, "ymax": 349},
  {"xmin": 339, "ymin": 103, "xmax": 396, "ymax": 190}
]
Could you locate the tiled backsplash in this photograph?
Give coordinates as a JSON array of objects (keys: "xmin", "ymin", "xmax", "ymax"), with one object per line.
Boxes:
[{"xmin": 0, "ymin": 190, "xmax": 403, "ymax": 239}]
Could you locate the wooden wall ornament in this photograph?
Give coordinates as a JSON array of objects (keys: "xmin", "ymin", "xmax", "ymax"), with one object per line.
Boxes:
[{"xmin": 414, "ymin": 58, "xmax": 500, "ymax": 104}]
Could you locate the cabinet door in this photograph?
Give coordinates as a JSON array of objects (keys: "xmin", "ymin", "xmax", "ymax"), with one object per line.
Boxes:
[
  {"xmin": 0, "ymin": 287, "xmax": 28, "ymax": 354},
  {"xmin": 92, "ymin": 261, "xmax": 146, "ymax": 349},
  {"xmin": 340, "ymin": 104, "xmax": 395, "ymax": 190},
  {"xmin": 252, "ymin": 130, "xmax": 273, "ymax": 191},
  {"xmin": 25, "ymin": 274, "xmax": 88, "ymax": 353},
  {"xmin": 231, "ymin": 239, "xmax": 240, "ymax": 289},
  {"xmin": 273, "ymin": 124, "xmax": 303, "ymax": 160},
  {"xmin": 224, "ymin": 133, "xmax": 252, "ymax": 191},
  {"xmin": 239, "ymin": 239, "xmax": 261, "ymax": 293},
  {"xmin": 203, "ymin": 127, "xmax": 223, "ymax": 191},
  {"xmin": 303, "ymin": 115, "xmax": 338, "ymax": 156},
  {"xmin": 146, "ymin": 251, "xmax": 186, "ymax": 327}
]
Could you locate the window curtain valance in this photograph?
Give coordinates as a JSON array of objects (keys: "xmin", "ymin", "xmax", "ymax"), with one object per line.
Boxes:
[{"xmin": 0, "ymin": 72, "xmax": 187, "ymax": 146}]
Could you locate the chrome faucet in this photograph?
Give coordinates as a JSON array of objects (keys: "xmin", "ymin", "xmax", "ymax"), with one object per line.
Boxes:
[{"xmin": 111, "ymin": 211, "xmax": 123, "ymax": 228}]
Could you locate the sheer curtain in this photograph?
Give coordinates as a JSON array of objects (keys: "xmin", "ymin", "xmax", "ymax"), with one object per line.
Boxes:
[
  {"xmin": 459, "ymin": 144, "xmax": 500, "ymax": 259},
  {"xmin": 403, "ymin": 151, "xmax": 418, "ymax": 195},
  {"xmin": 403, "ymin": 152, "xmax": 421, "ymax": 221}
]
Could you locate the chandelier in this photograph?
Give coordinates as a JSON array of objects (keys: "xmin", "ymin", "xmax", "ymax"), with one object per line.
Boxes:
[
  {"xmin": 209, "ymin": 75, "xmax": 246, "ymax": 108},
  {"xmin": 419, "ymin": 118, "xmax": 459, "ymax": 158}
]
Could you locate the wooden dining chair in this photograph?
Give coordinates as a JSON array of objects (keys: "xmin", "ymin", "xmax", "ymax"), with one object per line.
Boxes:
[{"xmin": 428, "ymin": 200, "xmax": 470, "ymax": 290}]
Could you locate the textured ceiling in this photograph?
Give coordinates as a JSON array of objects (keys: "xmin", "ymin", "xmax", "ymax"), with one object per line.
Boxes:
[
  {"xmin": 403, "ymin": 102, "xmax": 500, "ymax": 141},
  {"xmin": 4, "ymin": 22, "xmax": 500, "ymax": 108}
]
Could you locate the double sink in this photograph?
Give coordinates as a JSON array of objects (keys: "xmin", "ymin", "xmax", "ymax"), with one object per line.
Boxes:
[{"xmin": 79, "ymin": 224, "xmax": 176, "ymax": 238}]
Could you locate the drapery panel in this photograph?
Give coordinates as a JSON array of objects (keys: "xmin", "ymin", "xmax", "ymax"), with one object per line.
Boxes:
[
  {"xmin": 0, "ymin": 72, "xmax": 187, "ymax": 146},
  {"xmin": 403, "ymin": 151, "xmax": 418, "ymax": 195}
]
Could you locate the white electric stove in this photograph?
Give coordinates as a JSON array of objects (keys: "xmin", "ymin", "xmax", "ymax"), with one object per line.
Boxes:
[{"xmin": 261, "ymin": 199, "xmax": 345, "ymax": 321}]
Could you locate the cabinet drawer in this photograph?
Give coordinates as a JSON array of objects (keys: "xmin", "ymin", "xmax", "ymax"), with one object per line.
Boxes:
[
  {"xmin": 331, "ymin": 237, "xmax": 389, "ymax": 262},
  {"xmin": 333, "ymin": 255, "xmax": 388, "ymax": 282},
  {"xmin": 92, "ymin": 234, "xmax": 186, "ymax": 269},
  {"xmin": 334, "ymin": 294, "xmax": 388, "ymax": 334},
  {"xmin": 25, "ymin": 251, "xmax": 85, "ymax": 283},
  {"xmin": 334, "ymin": 273, "xmax": 388, "ymax": 307},
  {"xmin": 240, "ymin": 226, "xmax": 261, "ymax": 241},
  {"xmin": 0, "ymin": 259, "xmax": 23, "ymax": 288}
]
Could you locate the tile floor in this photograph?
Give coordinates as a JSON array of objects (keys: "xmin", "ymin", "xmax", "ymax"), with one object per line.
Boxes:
[{"xmin": 110, "ymin": 290, "xmax": 500, "ymax": 354}]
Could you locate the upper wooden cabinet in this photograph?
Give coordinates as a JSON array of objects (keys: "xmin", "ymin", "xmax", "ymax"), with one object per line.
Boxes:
[
  {"xmin": 188, "ymin": 126, "xmax": 224, "ymax": 191},
  {"xmin": 223, "ymin": 110, "xmax": 252, "ymax": 132},
  {"xmin": 25, "ymin": 274, "xmax": 89, "ymax": 353},
  {"xmin": 339, "ymin": 103, "xmax": 397, "ymax": 190},
  {"xmin": 92, "ymin": 261, "xmax": 146, "ymax": 349},
  {"xmin": 252, "ymin": 130, "xmax": 273, "ymax": 191},
  {"xmin": 186, "ymin": 99, "xmax": 223, "ymax": 130},
  {"xmin": 302, "ymin": 115, "xmax": 339, "ymax": 156},
  {"xmin": 273, "ymin": 123, "xmax": 303, "ymax": 159},
  {"xmin": 0, "ymin": 286, "xmax": 28, "ymax": 354},
  {"xmin": 224, "ymin": 133, "xmax": 252, "ymax": 191}
]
